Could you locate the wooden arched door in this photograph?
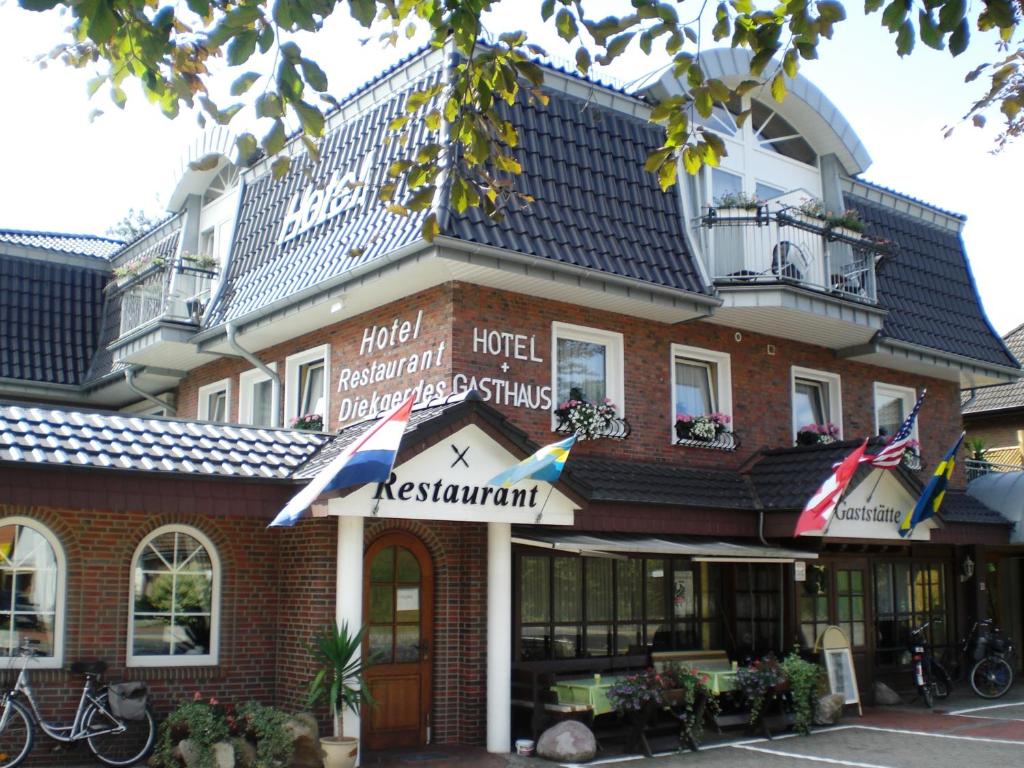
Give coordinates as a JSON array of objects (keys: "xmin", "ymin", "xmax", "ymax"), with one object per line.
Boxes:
[{"xmin": 363, "ymin": 532, "xmax": 433, "ymax": 749}]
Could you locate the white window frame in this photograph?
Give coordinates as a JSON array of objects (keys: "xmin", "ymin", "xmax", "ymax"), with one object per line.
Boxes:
[
  {"xmin": 285, "ymin": 344, "xmax": 330, "ymax": 424},
  {"xmin": 197, "ymin": 378, "xmax": 232, "ymax": 422},
  {"xmin": 0, "ymin": 517, "xmax": 66, "ymax": 670},
  {"xmin": 874, "ymin": 382, "xmax": 919, "ymax": 442},
  {"xmin": 791, "ymin": 366, "xmax": 843, "ymax": 439},
  {"xmin": 127, "ymin": 524, "xmax": 221, "ymax": 668},
  {"xmin": 670, "ymin": 344, "xmax": 733, "ymax": 443},
  {"xmin": 551, "ymin": 322, "xmax": 625, "ymax": 425},
  {"xmin": 239, "ymin": 363, "xmax": 279, "ymax": 428}
]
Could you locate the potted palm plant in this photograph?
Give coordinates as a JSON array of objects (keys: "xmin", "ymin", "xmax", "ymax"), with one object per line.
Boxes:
[{"xmin": 307, "ymin": 621, "xmax": 373, "ymax": 768}]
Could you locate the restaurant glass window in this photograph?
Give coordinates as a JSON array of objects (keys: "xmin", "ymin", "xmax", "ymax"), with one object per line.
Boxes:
[
  {"xmin": 735, "ymin": 563, "xmax": 782, "ymax": 654},
  {"xmin": 515, "ymin": 552, "xmax": 723, "ymax": 660},
  {"xmin": 835, "ymin": 568, "xmax": 867, "ymax": 647},
  {"xmin": 366, "ymin": 544, "xmax": 425, "ymax": 665},
  {"xmin": 799, "ymin": 564, "xmax": 830, "ymax": 648},
  {"xmin": 874, "ymin": 561, "xmax": 948, "ymax": 667}
]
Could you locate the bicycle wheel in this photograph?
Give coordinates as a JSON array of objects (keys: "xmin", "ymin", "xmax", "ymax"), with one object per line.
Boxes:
[
  {"xmin": 921, "ymin": 683, "xmax": 935, "ymax": 709},
  {"xmin": 84, "ymin": 694, "xmax": 156, "ymax": 767},
  {"xmin": 970, "ymin": 656, "xmax": 1014, "ymax": 699},
  {"xmin": 0, "ymin": 699, "xmax": 33, "ymax": 768}
]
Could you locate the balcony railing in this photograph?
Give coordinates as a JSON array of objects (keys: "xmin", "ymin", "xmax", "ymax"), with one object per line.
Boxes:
[
  {"xmin": 118, "ymin": 260, "xmax": 216, "ymax": 337},
  {"xmin": 554, "ymin": 413, "xmax": 632, "ymax": 440},
  {"xmin": 698, "ymin": 204, "xmax": 890, "ymax": 303},
  {"xmin": 966, "ymin": 458, "xmax": 1023, "ymax": 482}
]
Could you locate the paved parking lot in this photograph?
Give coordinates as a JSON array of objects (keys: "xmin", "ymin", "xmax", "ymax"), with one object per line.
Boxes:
[{"xmin": 568, "ymin": 695, "xmax": 1024, "ymax": 768}]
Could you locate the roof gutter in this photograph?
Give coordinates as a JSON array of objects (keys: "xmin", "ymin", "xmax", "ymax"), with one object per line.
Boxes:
[
  {"xmin": 226, "ymin": 323, "xmax": 282, "ymax": 427},
  {"xmin": 125, "ymin": 366, "xmax": 177, "ymax": 415},
  {"xmin": 880, "ymin": 337, "xmax": 1022, "ymax": 382},
  {"xmin": 432, "ymin": 235, "xmax": 722, "ymax": 311}
]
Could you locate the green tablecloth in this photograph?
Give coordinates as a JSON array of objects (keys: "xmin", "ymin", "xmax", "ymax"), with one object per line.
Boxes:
[
  {"xmin": 697, "ymin": 668, "xmax": 738, "ymax": 695},
  {"xmin": 551, "ymin": 675, "xmax": 622, "ymax": 716}
]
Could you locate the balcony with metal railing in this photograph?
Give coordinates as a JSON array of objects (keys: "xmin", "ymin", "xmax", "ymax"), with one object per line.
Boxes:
[
  {"xmin": 966, "ymin": 458, "xmax": 1024, "ymax": 482},
  {"xmin": 700, "ymin": 204, "xmax": 889, "ymax": 302},
  {"xmin": 695, "ymin": 199, "xmax": 892, "ymax": 348},
  {"xmin": 110, "ymin": 257, "xmax": 217, "ymax": 368}
]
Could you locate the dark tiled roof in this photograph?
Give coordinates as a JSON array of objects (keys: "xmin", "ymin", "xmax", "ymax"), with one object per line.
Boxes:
[
  {"xmin": 205, "ymin": 67, "xmax": 443, "ymax": 326},
  {"xmin": 962, "ymin": 323, "xmax": 1024, "ymax": 414},
  {"xmin": 845, "ymin": 193, "xmax": 1017, "ymax": 370},
  {"xmin": 0, "ymin": 403, "xmax": 327, "ymax": 479},
  {"xmin": 941, "ymin": 489, "xmax": 1011, "ymax": 525},
  {"xmin": 746, "ymin": 438, "xmax": 1009, "ymax": 526},
  {"xmin": 446, "ymin": 91, "xmax": 710, "ymax": 295},
  {"xmin": 0, "ymin": 229, "xmax": 123, "ymax": 259},
  {"xmin": 565, "ymin": 457, "xmax": 756, "ymax": 509},
  {"xmin": 0, "ymin": 255, "xmax": 108, "ymax": 385}
]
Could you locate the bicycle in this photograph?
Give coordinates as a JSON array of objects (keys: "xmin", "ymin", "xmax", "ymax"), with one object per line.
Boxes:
[
  {"xmin": 961, "ymin": 620, "xmax": 1016, "ymax": 699},
  {"xmin": 0, "ymin": 643, "xmax": 156, "ymax": 768},
  {"xmin": 908, "ymin": 620, "xmax": 951, "ymax": 708}
]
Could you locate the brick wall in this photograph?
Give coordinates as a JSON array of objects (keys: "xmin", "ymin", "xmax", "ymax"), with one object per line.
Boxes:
[{"xmin": 179, "ymin": 282, "xmax": 964, "ymax": 483}]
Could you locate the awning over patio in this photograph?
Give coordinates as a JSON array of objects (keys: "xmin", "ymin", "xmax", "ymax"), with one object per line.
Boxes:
[{"xmin": 511, "ymin": 533, "xmax": 818, "ymax": 562}]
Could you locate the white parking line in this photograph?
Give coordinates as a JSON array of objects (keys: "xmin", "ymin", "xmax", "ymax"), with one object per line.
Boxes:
[
  {"xmin": 847, "ymin": 724, "xmax": 1024, "ymax": 746},
  {"xmin": 732, "ymin": 743, "xmax": 895, "ymax": 768},
  {"xmin": 948, "ymin": 700, "xmax": 1024, "ymax": 716}
]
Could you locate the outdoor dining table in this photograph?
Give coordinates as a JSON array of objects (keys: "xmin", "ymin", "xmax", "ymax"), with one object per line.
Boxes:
[
  {"xmin": 550, "ymin": 674, "xmax": 623, "ymax": 716},
  {"xmin": 694, "ymin": 667, "xmax": 739, "ymax": 695}
]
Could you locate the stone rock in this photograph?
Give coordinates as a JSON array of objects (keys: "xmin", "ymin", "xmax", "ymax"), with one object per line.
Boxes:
[
  {"xmin": 286, "ymin": 713, "xmax": 323, "ymax": 768},
  {"xmin": 874, "ymin": 681, "xmax": 902, "ymax": 706},
  {"xmin": 537, "ymin": 720, "xmax": 597, "ymax": 763},
  {"xmin": 232, "ymin": 737, "xmax": 257, "ymax": 768},
  {"xmin": 176, "ymin": 739, "xmax": 235, "ymax": 768},
  {"xmin": 814, "ymin": 693, "xmax": 846, "ymax": 725}
]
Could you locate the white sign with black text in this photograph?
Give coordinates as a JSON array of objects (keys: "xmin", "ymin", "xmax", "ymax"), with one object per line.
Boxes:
[{"xmin": 805, "ymin": 469, "xmax": 936, "ymax": 541}]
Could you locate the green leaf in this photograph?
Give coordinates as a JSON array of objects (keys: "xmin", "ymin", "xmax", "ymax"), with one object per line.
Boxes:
[
  {"xmin": 782, "ymin": 49, "xmax": 799, "ymax": 78},
  {"xmin": 555, "ymin": 9, "xmax": 578, "ymax": 42},
  {"xmin": 301, "ymin": 58, "xmax": 329, "ymax": 92},
  {"xmin": 425, "ymin": 110, "xmax": 441, "ymax": 132},
  {"xmin": 918, "ymin": 11, "xmax": 943, "ymax": 49},
  {"xmin": 599, "ymin": 32, "xmax": 635, "ymax": 64},
  {"xmin": 644, "ymin": 148, "xmax": 672, "ymax": 173},
  {"xmin": 816, "ymin": 1, "xmax": 847, "ymax": 21},
  {"xmin": 19, "ymin": 0, "xmax": 62, "ymax": 10},
  {"xmin": 294, "ymin": 100, "xmax": 326, "ymax": 137},
  {"xmin": 189, "ymin": 153, "xmax": 221, "ymax": 171},
  {"xmin": 110, "ymin": 85, "xmax": 126, "ymax": 110},
  {"xmin": 682, "ymin": 146, "xmax": 702, "ymax": 175},
  {"xmin": 575, "ymin": 47, "xmax": 592, "ymax": 74},
  {"xmin": 262, "ymin": 119, "xmax": 287, "ymax": 156},
  {"xmin": 421, "ymin": 212, "xmax": 440, "ymax": 242},
  {"xmin": 86, "ymin": 76, "xmax": 105, "ymax": 98},
  {"xmin": 695, "ymin": 88, "xmax": 714, "ymax": 118},
  {"xmin": 230, "ymin": 71, "xmax": 261, "ymax": 96},
  {"xmin": 235, "ymin": 133, "xmax": 258, "ymax": 163},
  {"xmin": 938, "ymin": 0, "xmax": 965, "ymax": 32},
  {"xmin": 659, "ymin": 156, "xmax": 680, "ymax": 189},
  {"xmin": 864, "ymin": 0, "xmax": 885, "ymax": 12},
  {"xmin": 771, "ymin": 72, "xmax": 787, "ymax": 102},
  {"xmin": 541, "ymin": 0, "xmax": 556, "ymax": 21},
  {"xmin": 881, "ymin": 0, "xmax": 909, "ymax": 32},
  {"xmin": 350, "ymin": 0, "xmax": 376, "ymax": 26},
  {"xmin": 1002, "ymin": 98, "xmax": 1022, "ymax": 120},
  {"xmin": 271, "ymin": 156, "xmax": 290, "ymax": 180},
  {"xmin": 949, "ymin": 17, "xmax": 969, "ymax": 55},
  {"xmin": 256, "ymin": 93, "xmax": 284, "ymax": 118},
  {"xmin": 895, "ymin": 19, "xmax": 915, "ymax": 56},
  {"xmin": 227, "ymin": 31, "xmax": 257, "ymax": 66}
]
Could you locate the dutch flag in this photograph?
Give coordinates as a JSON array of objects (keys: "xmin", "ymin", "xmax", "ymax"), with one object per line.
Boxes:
[{"xmin": 270, "ymin": 395, "xmax": 415, "ymax": 527}]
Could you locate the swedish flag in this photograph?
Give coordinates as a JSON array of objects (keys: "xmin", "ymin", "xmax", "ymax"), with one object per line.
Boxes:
[
  {"xmin": 899, "ymin": 432, "xmax": 965, "ymax": 537},
  {"xmin": 487, "ymin": 436, "xmax": 576, "ymax": 487}
]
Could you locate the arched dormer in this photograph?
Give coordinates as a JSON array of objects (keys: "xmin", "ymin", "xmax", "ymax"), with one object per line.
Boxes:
[{"xmin": 645, "ymin": 50, "xmax": 887, "ymax": 350}]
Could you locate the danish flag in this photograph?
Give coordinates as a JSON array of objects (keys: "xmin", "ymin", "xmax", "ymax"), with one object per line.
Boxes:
[{"xmin": 794, "ymin": 440, "xmax": 870, "ymax": 536}]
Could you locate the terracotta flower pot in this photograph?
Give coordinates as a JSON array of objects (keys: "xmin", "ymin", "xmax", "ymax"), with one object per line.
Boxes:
[{"xmin": 320, "ymin": 736, "xmax": 359, "ymax": 768}]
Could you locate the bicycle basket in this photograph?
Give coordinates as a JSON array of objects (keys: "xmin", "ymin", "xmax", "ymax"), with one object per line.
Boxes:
[
  {"xmin": 108, "ymin": 681, "xmax": 148, "ymax": 721},
  {"xmin": 972, "ymin": 632, "xmax": 989, "ymax": 661}
]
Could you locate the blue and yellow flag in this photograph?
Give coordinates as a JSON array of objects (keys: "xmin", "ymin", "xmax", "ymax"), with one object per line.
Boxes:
[
  {"xmin": 899, "ymin": 432, "xmax": 965, "ymax": 537},
  {"xmin": 487, "ymin": 436, "xmax": 576, "ymax": 488}
]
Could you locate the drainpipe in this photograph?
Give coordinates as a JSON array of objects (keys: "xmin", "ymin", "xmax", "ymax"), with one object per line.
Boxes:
[
  {"xmin": 226, "ymin": 323, "xmax": 282, "ymax": 428},
  {"xmin": 125, "ymin": 367, "xmax": 177, "ymax": 415}
]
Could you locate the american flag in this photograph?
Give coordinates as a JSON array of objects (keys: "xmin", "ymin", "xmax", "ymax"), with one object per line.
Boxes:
[{"xmin": 866, "ymin": 388, "xmax": 926, "ymax": 469}]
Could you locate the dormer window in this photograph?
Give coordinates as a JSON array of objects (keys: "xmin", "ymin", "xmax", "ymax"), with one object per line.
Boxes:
[{"xmin": 750, "ymin": 101, "xmax": 817, "ymax": 166}]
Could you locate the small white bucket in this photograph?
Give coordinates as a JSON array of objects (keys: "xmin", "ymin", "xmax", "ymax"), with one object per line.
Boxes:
[{"xmin": 515, "ymin": 738, "xmax": 535, "ymax": 756}]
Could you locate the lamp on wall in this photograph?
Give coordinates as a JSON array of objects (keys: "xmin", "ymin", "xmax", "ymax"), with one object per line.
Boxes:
[{"xmin": 960, "ymin": 554, "xmax": 975, "ymax": 583}]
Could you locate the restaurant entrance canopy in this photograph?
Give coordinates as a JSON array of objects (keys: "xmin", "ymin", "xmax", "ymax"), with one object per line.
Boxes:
[{"xmin": 511, "ymin": 533, "xmax": 818, "ymax": 562}]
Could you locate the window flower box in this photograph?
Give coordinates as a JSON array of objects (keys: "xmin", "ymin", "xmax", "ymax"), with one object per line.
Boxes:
[
  {"xmin": 902, "ymin": 441, "xmax": 922, "ymax": 471},
  {"xmin": 675, "ymin": 413, "xmax": 730, "ymax": 441},
  {"xmin": 291, "ymin": 413, "xmax": 324, "ymax": 431},
  {"xmin": 796, "ymin": 423, "xmax": 839, "ymax": 445},
  {"xmin": 554, "ymin": 397, "xmax": 624, "ymax": 441}
]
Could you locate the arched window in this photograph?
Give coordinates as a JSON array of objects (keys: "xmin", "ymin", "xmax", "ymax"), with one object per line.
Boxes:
[
  {"xmin": 128, "ymin": 525, "xmax": 220, "ymax": 667},
  {"xmin": 0, "ymin": 518, "xmax": 66, "ymax": 668}
]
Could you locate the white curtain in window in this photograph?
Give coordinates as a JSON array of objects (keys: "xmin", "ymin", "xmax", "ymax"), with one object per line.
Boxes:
[
  {"xmin": 252, "ymin": 379, "xmax": 273, "ymax": 426},
  {"xmin": 557, "ymin": 339, "xmax": 606, "ymax": 404},
  {"xmin": 675, "ymin": 359, "xmax": 714, "ymax": 416},
  {"xmin": 207, "ymin": 391, "xmax": 227, "ymax": 422},
  {"xmin": 877, "ymin": 395, "xmax": 904, "ymax": 437},
  {"xmin": 299, "ymin": 361, "xmax": 325, "ymax": 416},
  {"xmin": 794, "ymin": 379, "xmax": 827, "ymax": 426}
]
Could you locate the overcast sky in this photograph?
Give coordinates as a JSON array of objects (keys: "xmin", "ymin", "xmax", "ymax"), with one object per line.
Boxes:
[{"xmin": 0, "ymin": 2, "xmax": 1020, "ymax": 336}]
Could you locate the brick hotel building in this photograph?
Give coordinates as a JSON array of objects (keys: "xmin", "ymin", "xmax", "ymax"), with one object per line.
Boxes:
[{"xmin": 1, "ymin": 46, "xmax": 1021, "ymax": 755}]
